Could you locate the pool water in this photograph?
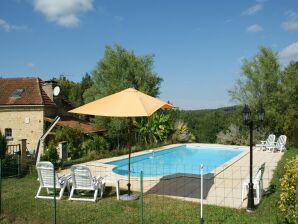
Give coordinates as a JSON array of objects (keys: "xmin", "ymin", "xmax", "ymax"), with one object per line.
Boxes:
[{"xmin": 107, "ymin": 145, "xmax": 244, "ymax": 177}]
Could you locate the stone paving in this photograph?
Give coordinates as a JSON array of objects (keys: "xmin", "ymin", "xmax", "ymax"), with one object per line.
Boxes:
[{"xmin": 61, "ymin": 144, "xmax": 283, "ymax": 209}]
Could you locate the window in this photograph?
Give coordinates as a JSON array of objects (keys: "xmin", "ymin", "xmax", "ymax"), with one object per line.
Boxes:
[
  {"xmin": 11, "ymin": 88, "xmax": 24, "ymax": 98},
  {"xmin": 4, "ymin": 128, "xmax": 12, "ymax": 139}
]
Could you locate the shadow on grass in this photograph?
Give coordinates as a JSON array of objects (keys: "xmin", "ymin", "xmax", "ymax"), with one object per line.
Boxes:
[{"xmin": 262, "ymin": 184, "xmax": 277, "ymax": 198}]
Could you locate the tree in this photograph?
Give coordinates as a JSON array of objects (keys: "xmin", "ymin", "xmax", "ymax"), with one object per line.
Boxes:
[
  {"xmin": 68, "ymin": 73, "xmax": 93, "ymax": 107},
  {"xmin": 277, "ymin": 61, "xmax": 298, "ymax": 134},
  {"xmin": 53, "ymin": 75, "xmax": 77, "ymax": 100},
  {"xmin": 229, "ymin": 47, "xmax": 280, "ymax": 107},
  {"xmin": 52, "ymin": 73, "xmax": 93, "ymax": 108},
  {"xmin": 84, "ymin": 44, "xmax": 162, "ymax": 102},
  {"xmin": 230, "ymin": 47, "xmax": 298, "ymax": 136},
  {"xmin": 229, "ymin": 47, "xmax": 282, "ymax": 133},
  {"xmin": 84, "ymin": 44, "xmax": 163, "ymax": 149}
]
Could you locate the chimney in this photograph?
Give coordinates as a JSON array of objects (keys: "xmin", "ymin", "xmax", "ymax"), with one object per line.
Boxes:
[{"xmin": 42, "ymin": 80, "xmax": 56, "ymax": 101}]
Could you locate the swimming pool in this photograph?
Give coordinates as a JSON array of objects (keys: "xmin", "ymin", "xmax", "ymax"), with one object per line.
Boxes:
[{"xmin": 107, "ymin": 145, "xmax": 244, "ymax": 177}]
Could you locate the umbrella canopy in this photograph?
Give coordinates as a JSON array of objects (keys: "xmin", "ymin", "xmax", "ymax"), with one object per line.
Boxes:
[
  {"xmin": 69, "ymin": 87, "xmax": 174, "ymax": 200},
  {"xmin": 69, "ymin": 88, "xmax": 173, "ymax": 117}
]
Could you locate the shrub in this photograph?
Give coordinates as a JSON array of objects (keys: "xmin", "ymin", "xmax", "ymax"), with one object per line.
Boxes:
[
  {"xmin": 67, "ymin": 142, "xmax": 83, "ymax": 160},
  {"xmin": 55, "ymin": 126, "xmax": 86, "ymax": 159},
  {"xmin": 216, "ymin": 124, "xmax": 246, "ymax": 145},
  {"xmin": 216, "ymin": 124, "xmax": 266, "ymax": 145},
  {"xmin": 43, "ymin": 141, "xmax": 59, "ymax": 168},
  {"xmin": 279, "ymin": 156, "xmax": 298, "ymax": 224},
  {"xmin": 1, "ymin": 154, "xmax": 19, "ymax": 177},
  {"xmin": 0, "ymin": 131, "xmax": 7, "ymax": 159},
  {"xmin": 171, "ymin": 120, "xmax": 196, "ymax": 143},
  {"xmin": 82, "ymin": 136, "xmax": 110, "ymax": 154}
]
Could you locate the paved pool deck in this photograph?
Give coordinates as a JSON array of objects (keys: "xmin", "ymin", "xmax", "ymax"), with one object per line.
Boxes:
[{"xmin": 61, "ymin": 143, "xmax": 283, "ymax": 209}]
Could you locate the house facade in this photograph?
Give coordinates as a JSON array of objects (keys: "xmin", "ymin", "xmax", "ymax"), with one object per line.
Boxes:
[
  {"xmin": 0, "ymin": 77, "xmax": 56, "ymax": 151},
  {"xmin": 0, "ymin": 77, "xmax": 105, "ymax": 154}
]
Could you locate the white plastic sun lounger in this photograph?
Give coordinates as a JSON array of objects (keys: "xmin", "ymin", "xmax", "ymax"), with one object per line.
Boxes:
[
  {"xmin": 256, "ymin": 134, "xmax": 275, "ymax": 150},
  {"xmin": 69, "ymin": 165, "xmax": 105, "ymax": 202},
  {"xmin": 266, "ymin": 135, "xmax": 287, "ymax": 152},
  {"xmin": 35, "ymin": 161, "xmax": 70, "ymax": 200}
]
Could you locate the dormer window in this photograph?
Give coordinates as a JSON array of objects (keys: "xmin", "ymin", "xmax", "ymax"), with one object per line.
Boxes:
[{"xmin": 11, "ymin": 88, "xmax": 24, "ymax": 98}]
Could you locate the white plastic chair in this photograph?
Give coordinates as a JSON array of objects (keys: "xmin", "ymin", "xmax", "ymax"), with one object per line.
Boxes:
[
  {"xmin": 69, "ymin": 165, "xmax": 105, "ymax": 202},
  {"xmin": 102, "ymin": 176, "xmax": 120, "ymax": 200},
  {"xmin": 256, "ymin": 134, "xmax": 275, "ymax": 151},
  {"xmin": 242, "ymin": 163, "xmax": 265, "ymax": 204},
  {"xmin": 35, "ymin": 161, "xmax": 70, "ymax": 200},
  {"xmin": 267, "ymin": 135, "xmax": 287, "ymax": 152},
  {"xmin": 96, "ymin": 163, "xmax": 120, "ymax": 200}
]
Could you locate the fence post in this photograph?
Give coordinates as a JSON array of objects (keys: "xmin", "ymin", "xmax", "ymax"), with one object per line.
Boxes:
[
  {"xmin": 19, "ymin": 139, "xmax": 27, "ymax": 176},
  {"xmin": 18, "ymin": 145, "xmax": 21, "ymax": 177},
  {"xmin": 140, "ymin": 171, "xmax": 144, "ymax": 224},
  {"xmin": 200, "ymin": 164, "xmax": 204, "ymax": 224},
  {"xmin": 53, "ymin": 169, "xmax": 57, "ymax": 224}
]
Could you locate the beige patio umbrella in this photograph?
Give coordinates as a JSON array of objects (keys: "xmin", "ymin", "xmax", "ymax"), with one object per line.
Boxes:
[{"xmin": 69, "ymin": 87, "xmax": 174, "ymax": 200}]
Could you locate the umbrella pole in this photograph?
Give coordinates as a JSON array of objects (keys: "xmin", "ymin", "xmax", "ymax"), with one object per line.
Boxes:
[
  {"xmin": 127, "ymin": 117, "xmax": 132, "ymax": 195},
  {"xmin": 120, "ymin": 117, "xmax": 138, "ymax": 201}
]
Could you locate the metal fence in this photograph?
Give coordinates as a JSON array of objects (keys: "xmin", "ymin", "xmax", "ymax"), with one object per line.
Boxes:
[
  {"xmin": 6, "ymin": 144, "xmax": 21, "ymax": 155},
  {"xmin": 0, "ymin": 160, "xmax": 291, "ymax": 224}
]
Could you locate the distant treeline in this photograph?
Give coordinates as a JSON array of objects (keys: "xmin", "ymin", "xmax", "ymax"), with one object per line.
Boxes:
[{"xmin": 169, "ymin": 106, "xmax": 243, "ymax": 143}]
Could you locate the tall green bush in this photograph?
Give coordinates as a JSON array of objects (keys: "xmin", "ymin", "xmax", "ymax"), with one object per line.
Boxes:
[
  {"xmin": 279, "ymin": 156, "xmax": 298, "ymax": 223},
  {"xmin": 43, "ymin": 141, "xmax": 59, "ymax": 168},
  {"xmin": 134, "ymin": 113, "xmax": 172, "ymax": 144},
  {"xmin": 0, "ymin": 131, "xmax": 7, "ymax": 159},
  {"xmin": 171, "ymin": 120, "xmax": 195, "ymax": 143},
  {"xmin": 55, "ymin": 126, "xmax": 86, "ymax": 159},
  {"xmin": 82, "ymin": 136, "xmax": 110, "ymax": 154}
]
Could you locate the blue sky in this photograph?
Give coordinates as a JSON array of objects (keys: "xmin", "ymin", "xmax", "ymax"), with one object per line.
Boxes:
[{"xmin": 0, "ymin": 0, "xmax": 297, "ymax": 109}]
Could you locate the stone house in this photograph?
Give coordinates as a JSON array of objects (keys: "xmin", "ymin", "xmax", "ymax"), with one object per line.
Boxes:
[{"xmin": 0, "ymin": 77, "xmax": 103, "ymax": 153}]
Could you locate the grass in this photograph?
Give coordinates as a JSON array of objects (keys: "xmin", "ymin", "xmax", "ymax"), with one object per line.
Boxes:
[{"xmin": 1, "ymin": 147, "xmax": 297, "ymax": 224}]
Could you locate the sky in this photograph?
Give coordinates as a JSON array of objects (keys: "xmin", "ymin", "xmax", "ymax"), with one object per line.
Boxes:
[{"xmin": 0, "ymin": 0, "xmax": 297, "ymax": 110}]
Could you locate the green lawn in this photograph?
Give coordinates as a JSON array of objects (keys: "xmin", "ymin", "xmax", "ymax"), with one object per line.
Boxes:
[{"xmin": 1, "ymin": 147, "xmax": 297, "ymax": 224}]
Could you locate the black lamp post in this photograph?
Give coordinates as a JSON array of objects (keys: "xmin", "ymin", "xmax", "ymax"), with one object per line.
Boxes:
[{"xmin": 242, "ymin": 104, "xmax": 265, "ymax": 212}]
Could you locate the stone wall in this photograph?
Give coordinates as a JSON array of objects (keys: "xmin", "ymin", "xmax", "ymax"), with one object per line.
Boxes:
[{"xmin": 0, "ymin": 106, "xmax": 45, "ymax": 151}]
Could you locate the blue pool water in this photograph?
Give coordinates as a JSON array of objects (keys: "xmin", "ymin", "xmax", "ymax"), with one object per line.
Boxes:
[{"xmin": 107, "ymin": 145, "xmax": 244, "ymax": 177}]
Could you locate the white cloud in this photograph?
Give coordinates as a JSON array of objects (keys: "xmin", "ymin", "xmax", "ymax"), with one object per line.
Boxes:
[
  {"xmin": 282, "ymin": 21, "xmax": 298, "ymax": 30},
  {"xmin": 0, "ymin": 18, "xmax": 28, "ymax": 32},
  {"xmin": 279, "ymin": 42, "xmax": 298, "ymax": 61},
  {"xmin": 33, "ymin": 0, "xmax": 93, "ymax": 28},
  {"xmin": 246, "ymin": 24, "xmax": 263, "ymax": 33},
  {"xmin": 27, "ymin": 63, "xmax": 36, "ymax": 68},
  {"xmin": 282, "ymin": 11, "xmax": 298, "ymax": 31},
  {"xmin": 0, "ymin": 19, "xmax": 10, "ymax": 32},
  {"xmin": 242, "ymin": 3, "xmax": 263, "ymax": 15},
  {"xmin": 285, "ymin": 10, "xmax": 298, "ymax": 21}
]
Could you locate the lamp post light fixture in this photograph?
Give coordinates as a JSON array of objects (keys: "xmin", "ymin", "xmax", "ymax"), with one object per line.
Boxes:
[{"xmin": 242, "ymin": 104, "xmax": 265, "ymax": 212}]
